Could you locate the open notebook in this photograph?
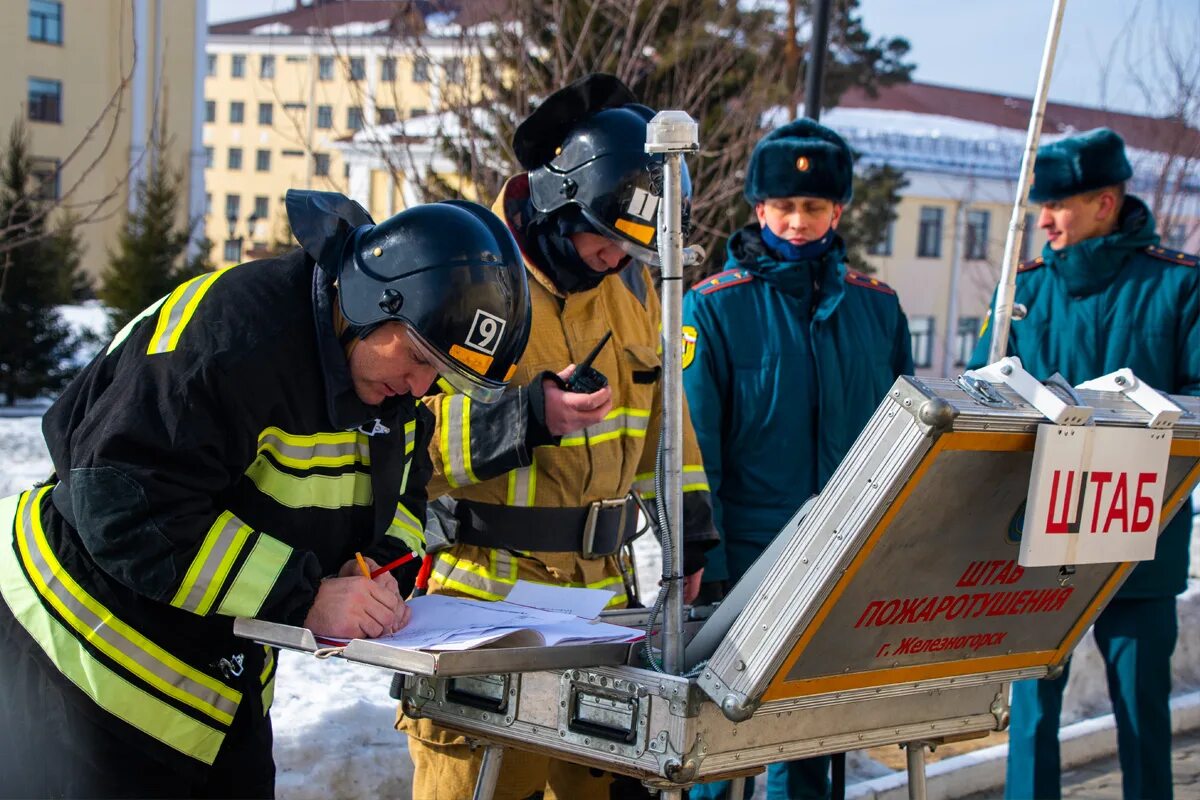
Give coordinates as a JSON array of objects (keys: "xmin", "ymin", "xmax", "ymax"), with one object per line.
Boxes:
[{"xmin": 316, "ymin": 581, "xmax": 644, "ymax": 651}]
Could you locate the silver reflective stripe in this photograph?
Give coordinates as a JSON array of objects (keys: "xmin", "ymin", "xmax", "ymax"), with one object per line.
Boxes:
[
  {"xmin": 173, "ymin": 512, "xmax": 248, "ymax": 614},
  {"xmin": 258, "ymin": 429, "xmax": 368, "ymax": 467},
  {"xmin": 442, "ymin": 394, "xmax": 471, "ymax": 487},
  {"xmin": 16, "ymin": 491, "xmax": 240, "ymax": 723},
  {"xmin": 148, "ymin": 277, "xmax": 210, "ymax": 354},
  {"xmin": 560, "ymin": 409, "xmax": 651, "ymax": 446},
  {"xmin": 509, "ymin": 466, "xmax": 534, "ymax": 507}
]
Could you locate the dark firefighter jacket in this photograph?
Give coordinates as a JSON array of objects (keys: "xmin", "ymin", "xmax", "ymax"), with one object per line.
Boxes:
[
  {"xmin": 0, "ymin": 249, "xmax": 432, "ymax": 773},
  {"xmin": 970, "ymin": 196, "xmax": 1200, "ymax": 598}
]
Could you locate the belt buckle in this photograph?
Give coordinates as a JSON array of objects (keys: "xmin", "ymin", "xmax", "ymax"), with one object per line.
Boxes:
[{"xmin": 582, "ymin": 498, "xmax": 628, "ymax": 559}]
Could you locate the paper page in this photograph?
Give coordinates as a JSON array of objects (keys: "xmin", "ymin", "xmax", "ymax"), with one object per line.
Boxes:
[{"xmin": 504, "ymin": 580, "xmax": 616, "ymax": 619}]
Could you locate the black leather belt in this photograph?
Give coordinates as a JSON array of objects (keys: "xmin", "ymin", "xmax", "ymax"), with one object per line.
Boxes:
[{"xmin": 453, "ymin": 498, "xmax": 637, "ymax": 559}]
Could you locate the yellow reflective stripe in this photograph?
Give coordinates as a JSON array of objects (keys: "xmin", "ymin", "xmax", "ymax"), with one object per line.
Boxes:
[
  {"xmin": 440, "ymin": 394, "xmax": 478, "ymax": 488},
  {"xmin": 435, "ymin": 377, "xmax": 455, "ymax": 394},
  {"xmin": 386, "ymin": 502, "xmax": 425, "ymax": 553},
  {"xmin": 260, "ymin": 646, "xmax": 276, "ymax": 715},
  {"xmin": 431, "ymin": 551, "xmax": 625, "ymax": 606},
  {"xmin": 108, "ymin": 295, "xmax": 168, "ymax": 355},
  {"xmin": 215, "ymin": 534, "xmax": 293, "ymax": 617},
  {"xmin": 257, "ymin": 427, "xmax": 370, "ymax": 470},
  {"xmin": 10, "ymin": 489, "xmax": 240, "ymax": 727},
  {"xmin": 634, "ymin": 465, "xmax": 709, "ymax": 498},
  {"xmin": 146, "ymin": 269, "xmax": 228, "ymax": 355},
  {"xmin": 506, "ymin": 463, "xmax": 537, "ymax": 507},
  {"xmin": 244, "ymin": 455, "xmax": 373, "ymax": 509},
  {"xmin": 560, "ymin": 408, "xmax": 651, "ymax": 447},
  {"xmin": 0, "ymin": 495, "xmax": 225, "ymax": 764},
  {"xmin": 404, "ymin": 420, "xmax": 416, "ymax": 455},
  {"xmin": 171, "ymin": 511, "xmax": 253, "ymax": 615}
]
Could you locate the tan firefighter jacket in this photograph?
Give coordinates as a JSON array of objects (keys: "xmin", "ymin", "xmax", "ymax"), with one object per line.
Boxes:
[{"xmin": 419, "ymin": 175, "xmax": 717, "ymax": 606}]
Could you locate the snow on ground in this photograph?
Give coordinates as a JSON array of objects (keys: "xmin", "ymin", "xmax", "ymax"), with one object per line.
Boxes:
[{"xmin": 3, "ymin": 412, "xmax": 1199, "ymax": 797}]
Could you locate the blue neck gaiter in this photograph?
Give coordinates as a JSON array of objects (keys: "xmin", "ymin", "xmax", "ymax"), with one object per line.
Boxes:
[{"xmin": 761, "ymin": 225, "xmax": 836, "ymax": 262}]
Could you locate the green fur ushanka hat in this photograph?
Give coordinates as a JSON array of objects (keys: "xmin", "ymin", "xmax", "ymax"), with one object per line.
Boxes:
[
  {"xmin": 1029, "ymin": 128, "xmax": 1133, "ymax": 203},
  {"xmin": 744, "ymin": 118, "xmax": 854, "ymax": 204}
]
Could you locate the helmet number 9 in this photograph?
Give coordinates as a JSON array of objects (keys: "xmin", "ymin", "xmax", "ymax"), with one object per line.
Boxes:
[{"xmin": 466, "ymin": 309, "xmax": 505, "ymax": 355}]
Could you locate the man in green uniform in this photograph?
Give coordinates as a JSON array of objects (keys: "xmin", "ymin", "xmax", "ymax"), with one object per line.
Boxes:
[{"xmin": 970, "ymin": 128, "xmax": 1200, "ymax": 800}]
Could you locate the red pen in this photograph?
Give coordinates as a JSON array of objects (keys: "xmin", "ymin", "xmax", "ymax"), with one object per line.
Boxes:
[{"xmin": 368, "ymin": 552, "xmax": 417, "ymax": 579}]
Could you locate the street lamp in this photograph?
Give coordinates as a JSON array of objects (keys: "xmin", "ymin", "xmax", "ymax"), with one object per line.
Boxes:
[{"xmin": 224, "ymin": 214, "xmax": 259, "ymax": 265}]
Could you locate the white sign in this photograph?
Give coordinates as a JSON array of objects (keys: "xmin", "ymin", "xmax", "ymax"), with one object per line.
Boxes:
[{"xmin": 1020, "ymin": 424, "xmax": 1172, "ymax": 567}]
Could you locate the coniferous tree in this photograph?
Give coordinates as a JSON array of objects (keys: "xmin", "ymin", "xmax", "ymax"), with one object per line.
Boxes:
[
  {"xmin": 0, "ymin": 121, "xmax": 79, "ymax": 405},
  {"xmin": 100, "ymin": 149, "xmax": 200, "ymax": 333},
  {"xmin": 840, "ymin": 164, "xmax": 909, "ymax": 273},
  {"xmin": 44, "ymin": 210, "xmax": 93, "ymax": 303}
]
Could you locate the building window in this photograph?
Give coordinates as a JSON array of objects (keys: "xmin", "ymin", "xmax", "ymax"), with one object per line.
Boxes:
[
  {"xmin": 30, "ymin": 157, "xmax": 59, "ymax": 200},
  {"xmin": 204, "ymin": 100, "xmax": 216, "ymax": 123},
  {"xmin": 954, "ymin": 317, "xmax": 981, "ymax": 367},
  {"xmin": 225, "ymin": 194, "xmax": 241, "ymax": 222},
  {"xmin": 443, "ymin": 58, "xmax": 464, "ymax": 83},
  {"xmin": 318, "ymin": 56, "xmax": 333, "ymax": 81},
  {"xmin": 281, "ymin": 149, "xmax": 304, "ymax": 158},
  {"xmin": 285, "ymin": 55, "xmax": 306, "ymax": 63},
  {"xmin": 868, "ymin": 220, "xmax": 894, "ymax": 256},
  {"xmin": 228, "ymin": 147, "xmax": 243, "ymax": 170},
  {"xmin": 258, "ymin": 102, "xmax": 273, "ymax": 126},
  {"xmin": 1019, "ymin": 212, "xmax": 1034, "ymax": 262},
  {"xmin": 316, "ymin": 105, "xmax": 332, "ymax": 129},
  {"xmin": 29, "ymin": 1, "xmax": 62, "ymax": 44},
  {"xmin": 910, "ymin": 316, "xmax": 935, "ymax": 369},
  {"xmin": 917, "ymin": 206, "xmax": 943, "ymax": 258},
  {"xmin": 377, "ymin": 107, "xmax": 397, "ymax": 125},
  {"xmin": 347, "ymin": 106, "xmax": 364, "ymax": 131},
  {"xmin": 966, "ymin": 209, "xmax": 990, "ymax": 261},
  {"xmin": 205, "ymin": 192, "xmax": 212, "ymax": 215},
  {"xmin": 259, "ymin": 54, "xmax": 275, "ymax": 79},
  {"xmin": 314, "ymin": 152, "xmax": 330, "ymax": 177},
  {"xmin": 410, "ymin": 107, "xmax": 426, "ymax": 118},
  {"xmin": 204, "ymin": 146, "xmax": 214, "ymax": 169},
  {"xmin": 231, "ymin": 54, "xmax": 246, "ymax": 78},
  {"xmin": 381, "ymin": 56, "xmax": 396, "ymax": 81},
  {"xmin": 206, "ymin": 54, "xmax": 217, "ymax": 77},
  {"xmin": 223, "ymin": 240, "xmax": 241, "ymax": 263},
  {"xmin": 412, "ymin": 57, "xmax": 430, "ymax": 83},
  {"xmin": 229, "ymin": 101, "xmax": 244, "ymax": 124},
  {"xmin": 348, "ymin": 56, "xmax": 365, "ymax": 81},
  {"xmin": 253, "ymin": 195, "xmax": 269, "ymax": 219},
  {"xmin": 283, "ymin": 102, "xmax": 306, "ymax": 113},
  {"xmin": 28, "ymin": 77, "xmax": 62, "ymax": 123},
  {"xmin": 255, "ymin": 149, "xmax": 271, "ymax": 172}
]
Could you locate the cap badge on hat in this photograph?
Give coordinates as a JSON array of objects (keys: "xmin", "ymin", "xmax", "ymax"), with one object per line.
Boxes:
[{"xmin": 795, "ymin": 156, "xmax": 810, "ymax": 172}]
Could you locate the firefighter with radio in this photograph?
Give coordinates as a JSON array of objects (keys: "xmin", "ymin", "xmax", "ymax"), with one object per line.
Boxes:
[
  {"xmin": 0, "ymin": 191, "xmax": 532, "ymax": 798},
  {"xmin": 970, "ymin": 128, "xmax": 1200, "ymax": 800},
  {"xmin": 398, "ymin": 74, "xmax": 719, "ymax": 800},
  {"xmin": 682, "ymin": 118, "xmax": 913, "ymax": 800}
]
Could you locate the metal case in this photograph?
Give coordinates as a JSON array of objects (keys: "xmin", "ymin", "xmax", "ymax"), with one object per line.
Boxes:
[{"xmin": 238, "ymin": 376, "xmax": 1200, "ymax": 790}]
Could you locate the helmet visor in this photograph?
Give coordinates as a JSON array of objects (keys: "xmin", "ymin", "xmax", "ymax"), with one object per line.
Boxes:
[
  {"xmin": 579, "ymin": 206, "xmax": 664, "ymax": 267},
  {"xmin": 407, "ymin": 326, "xmax": 508, "ymax": 404}
]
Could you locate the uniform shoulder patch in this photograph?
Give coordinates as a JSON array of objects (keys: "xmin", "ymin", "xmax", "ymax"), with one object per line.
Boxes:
[
  {"xmin": 1143, "ymin": 245, "xmax": 1198, "ymax": 267},
  {"xmin": 844, "ymin": 269, "xmax": 896, "ymax": 296},
  {"xmin": 693, "ymin": 268, "xmax": 754, "ymax": 295},
  {"xmin": 1017, "ymin": 256, "xmax": 1045, "ymax": 273}
]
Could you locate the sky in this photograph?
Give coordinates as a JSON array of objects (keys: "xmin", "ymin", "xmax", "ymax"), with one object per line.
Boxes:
[{"xmin": 206, "ymin": 0, "xmax": 1200, "ymax": 117}]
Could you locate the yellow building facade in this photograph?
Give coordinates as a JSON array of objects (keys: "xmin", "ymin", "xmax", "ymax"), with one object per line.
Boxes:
[
  {"xmin": 0, "ymin": 0, "xmax": 204, "ymax": 283},
  {"xmin": 204, "ymin": 5, "xmax": 475, "ymax": 266}
]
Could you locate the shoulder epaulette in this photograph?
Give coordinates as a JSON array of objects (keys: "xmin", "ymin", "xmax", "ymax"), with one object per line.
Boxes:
[
  {"xmin": 844, "ymin": 269, "xmax": 896, "ymax": 296},
  {"xmin": 693, "ymin": 268, "xmax": 754, "ymax": 295},
  {"xmin": 1143, "ymin": 245, "xmax": 1198, "ymax": 267},
  {"xmin": 1017, "ymin": 257, "xmax": 1045, "ymax": 273}
]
